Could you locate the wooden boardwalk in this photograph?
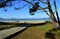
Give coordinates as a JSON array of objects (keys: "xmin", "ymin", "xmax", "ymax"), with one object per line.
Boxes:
[{"xmin": 0, "ymin": 27, "xmax": 26, "ymax": 39}]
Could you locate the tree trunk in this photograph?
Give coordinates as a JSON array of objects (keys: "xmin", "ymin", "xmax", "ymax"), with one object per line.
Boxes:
[
  {"xmin": 54, "ymin": 0, "xmax": 60, "ymax": 25},
  {"xmin": 47, "ymin": 0, "xmax": 59, "ymax": 28},
  {"xmin": 51, "ymin": 19, "xmax": 59, "ymax": 28}
]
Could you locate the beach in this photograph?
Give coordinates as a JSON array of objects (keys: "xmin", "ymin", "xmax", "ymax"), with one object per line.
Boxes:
[{"xmin": 0, "ymin": 20, "xmax": 47, "ymax": 24}]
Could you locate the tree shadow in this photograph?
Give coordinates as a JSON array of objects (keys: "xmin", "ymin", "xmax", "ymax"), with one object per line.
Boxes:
[
  {"xmin": 45, "ymin": 27, "xmax": 60, "ymax": 39},
  {"xmin": 45, "ymin": 31, "xmax": 55, "ymax": 39}
]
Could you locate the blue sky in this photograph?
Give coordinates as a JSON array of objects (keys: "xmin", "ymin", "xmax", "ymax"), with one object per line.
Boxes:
[{"xmin": 0, "ymin": 0, "xmax": 60, "ymax": 19}]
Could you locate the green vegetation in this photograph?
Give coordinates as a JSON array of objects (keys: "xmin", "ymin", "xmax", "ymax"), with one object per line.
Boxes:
[
  {"xmin": 0, "ymin": 25, "xmax": 16, "ymax": 30},
  {"xmin": 0, "ymin": 22, "xmax": 17, "ymax": 30}
]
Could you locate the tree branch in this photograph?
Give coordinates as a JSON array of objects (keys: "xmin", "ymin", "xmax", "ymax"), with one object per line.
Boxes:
[
  {"xmin": 54, "ymin": 0, "xmax": 60, "ymax": 23},
  {"xmin": 15, "ymin": 4, "xmax": 29, "ymax": 10},
  {"xmin": 39, "ymin": 0, "xmax": 48, "ymax": 4},
  {"xmin": 43, "ymin": 9, "xmax": 51, "ymax": 18},
  {"xmin": 38, "ymin": 6, "xmax": 48, "ymax": 10},
  {"xmin": 23, "ymin": 0, "xmax": 34, "ymax": 6}
]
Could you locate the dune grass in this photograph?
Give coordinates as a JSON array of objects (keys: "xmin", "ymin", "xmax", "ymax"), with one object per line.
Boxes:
[{"xmin": 11, "ymin": 22, "xmax": 54, "ymax": 39}]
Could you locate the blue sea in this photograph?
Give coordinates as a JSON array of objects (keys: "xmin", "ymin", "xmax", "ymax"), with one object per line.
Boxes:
[{"xmin": 0, "ymin": 18, "xmax": 51, "ymax": 22}]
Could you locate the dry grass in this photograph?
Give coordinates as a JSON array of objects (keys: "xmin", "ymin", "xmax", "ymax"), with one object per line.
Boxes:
[{"xmin": 11, "ymin": 23, "xmax": 53, "ymax": 39}]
